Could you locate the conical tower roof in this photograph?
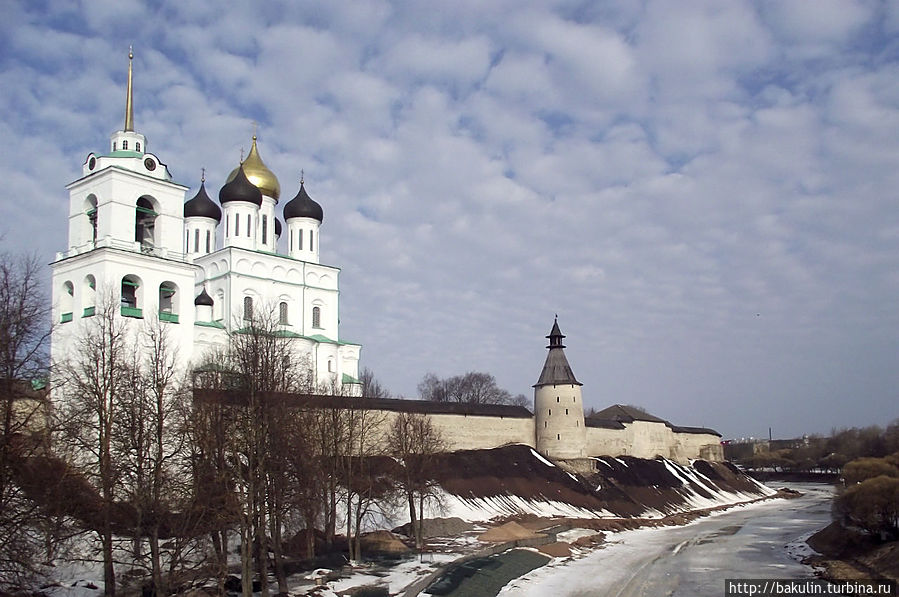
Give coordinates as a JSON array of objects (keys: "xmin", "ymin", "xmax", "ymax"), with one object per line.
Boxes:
[{"xmin": 534, "ymin": 317, "xmax": 581, "ymax": 387}]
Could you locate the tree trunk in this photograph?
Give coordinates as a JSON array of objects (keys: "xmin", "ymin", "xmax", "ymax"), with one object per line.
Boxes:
[
  {"xmin": 407, "ymin": 491, "xmax": 420, "ymax": 549},
  {"xmin": 149, "ymin": 528, "xmax": 164, "ymax": 596}
]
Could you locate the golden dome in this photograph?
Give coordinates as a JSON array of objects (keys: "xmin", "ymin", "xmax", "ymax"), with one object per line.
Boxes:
[{"xmin": 227, "ymin": 136, "xmax": 280, "ymax": 201}]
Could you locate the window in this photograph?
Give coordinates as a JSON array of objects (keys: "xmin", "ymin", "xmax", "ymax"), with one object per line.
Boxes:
[
  {"xmin": 113, "ymin": 142, "xmax": 117, "ymax": 151},
  {"xmin": 557, "ymin": 396, "xmax": 560, "ymax": 403},
  {"xmin": 328, "ymin": 359, "xmax": 334, "ymax": 373},
  {"xmin": 206, "ymin": 230, "xmax": 211, "ymax": 252},
  {"xmin": 247, "ymin": 214, "xmax": 251, "ymax": 237},
  {"xmin": 194, "ymin": 229, "xmax": 200, "ymax": 252},
  {"xmin": 159, "ymin": 282, "xmax": 178, "ymax": 322},
  {"xmin": 262, "ymin": 216, "xmax": 268, "ymax": 245},
  {"xmin": 185, "ymin": 230, "xmax": 189, "ymax": 252},
  {"xmin": 310, "ymin": 230, "xmax": 314, "ymax": 251},
  {"xmin": 225, "ymin": 215, "xmax": 229, "ymax": 238},
  {"xmin": 544, "ymin": 421, "xmax": 547, "ymax": 428},
  {"xmin": 135, "ymin": 142, "xmax": 141, "ymax": 152},
  {"xmin": 312, "ymin": 306, "xmax": 321, "ymax": 328},
  {"xmin": 61, "ymin": 281, "xmax": 74, "ymax": 323},
  {"xmin": 565, "ymin": 408, "xmax": 569, "ymax": 415},
  {"xmin": 279, "ymin": 301, "xmax": 288, "ymax": 325},
  {"xmin": 557, "ymin": 434, "xmax": 561, "ymax": 441},
  {"xmin": 121, "ymin": 276, "xmax": 142, "ymax": 317},
  {"xmin": 298, "ymin": 229, "xmax": 303, "ymax": 250},
  {"xmin": 135, "ymin": 197, "xmax": 157, "ymax": 251},
  {"xmin": 548, "ymin": 409, "xmax": 552, "ymax": 416},
  {"xmin": 243, "ymin": 296, "xmax": 253, "ymax": 320},
  {"xmin": 235, "ymin": 215, "xmax": 239, "ymax": 236},
  {"xmin": 86, "ymin": 195, "xmax": 98, "ymax": 244},
  {"xmin": 83, "ymin": 275, "xmax": 96, "ymax": 317},
  {"xmin": 122, "ymin": 140, "xmax": 128, "ymax": 150}
]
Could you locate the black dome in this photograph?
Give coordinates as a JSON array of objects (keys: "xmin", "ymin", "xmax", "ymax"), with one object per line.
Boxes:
[
  {"xmin": 274, "ymin": 217, "xmax": 282, "ymax": 237},
  {"xmin": 219, "ymin": 165, "xmax": 262, "ymax": 206},
  {"xmin": 183, "ymin": 182, "xmax": 222, "ymax": 222},
  {"xmin": 194, "ymin": 288, "xmax": 214, "ymax": 306},
  {"xmin": 283, "ymin": 182, "xmax": 323, "ymax": 222}
]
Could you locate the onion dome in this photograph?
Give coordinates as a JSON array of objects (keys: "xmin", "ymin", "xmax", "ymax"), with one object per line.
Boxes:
[
  {"xmin": 283, "ymin": 181, "xmax": 323, "ymax": 222},
  {"xmin": 194, "ymin": 288, "xmax": 214, "ymax": 306},
  {"xmin": 274, "ymin": 217, "xmax": 282, "ymax": 237},
  {"xmin": 183, "ymin": 182, "xmax": 222, "ymax": 222},
  {"xmin": 219, "ymin": 165, "xmax": 262, "ymax": 206},
  {"xmin": 226, "ymin": 136, "xmax": 280, "ymax": 201}
]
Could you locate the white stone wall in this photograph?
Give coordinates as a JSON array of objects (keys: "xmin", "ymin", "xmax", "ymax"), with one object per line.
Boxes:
[{"xmin": 584, "ymin": 421, "xmax": 722, "ymax": 463}]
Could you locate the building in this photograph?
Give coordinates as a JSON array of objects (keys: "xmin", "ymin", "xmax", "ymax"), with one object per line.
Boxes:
[
  {"xmin": 50, "ymin": 54, "xmax": 722, "ymax": 464},
  {"xmin": 50, "ymin": 51, "xmax": 362, "ymax": 392}
]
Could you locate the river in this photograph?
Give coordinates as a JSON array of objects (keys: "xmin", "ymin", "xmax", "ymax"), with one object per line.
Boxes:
[{"xmin": 497, "ymin": 483, "xmax": 835, "ymax": 597}]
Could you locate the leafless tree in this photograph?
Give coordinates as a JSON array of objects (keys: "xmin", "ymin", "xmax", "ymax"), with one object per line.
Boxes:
[
  {"xmin": 387, "ymin": 412, "xmax": 445, "ymax": 549},
  {"xmin": 58, "ymin": 292, "xmax": 130, "ymax": 597},
  {"xmin": 0, "ymin": 251, "xmax": 54, "ymax": 588},
  {"xmin": 360, "ymin": 367, "xmax": 391, "ymax": 399},
  {"xmin": 418, "ymin": 371, "xmax": 515, "ymax": 405}
]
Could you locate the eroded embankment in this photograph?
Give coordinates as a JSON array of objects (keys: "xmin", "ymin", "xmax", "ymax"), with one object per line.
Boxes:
[{"xmin": 426, "ymin": 444, "xmax": 775, "ymax": 521}]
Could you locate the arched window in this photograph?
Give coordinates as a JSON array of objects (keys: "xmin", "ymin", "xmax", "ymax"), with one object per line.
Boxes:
[
  {"xmin": 246, "ymin": 214, "xmax": 251, "ymax": 237},
  {"xmin": 214, "ymin": 290, "xmax": 224, "ymax": 321},
  {"xmin": 135, "ymin": 197, "xmax": 157, "ymax": 252},
  {"xmin": 121, "ymin": 275, "xmax": 142, "ymax": 317},
  {"xmin": 243, "ymin": 296, "xmax": 253, "ymax": 320},
  {"xmin": 135, "ymin": 141, "xmax": 141, "ymax": 152},
  {"xmin": 83, "ymin": 275, "xmax": 96, "ymax": 317},
  {"xmin": 548, "ymin": 409, "xmax": 552, "ymax": 416},
  {"xmin": 279, "ymin": 301, "xmax": 288, "ymax": 325},
  {"xmin": 298, "ymin": 229, "xmax": 303, "ymax": 250},
  {"xmin": 235, "ymin": 215, "xmax": 240, "ymax": 236},
  {"xmin": 61, "ymin": 281, "xmax": 74, "ymax": 323},
  {"xmin": 312, "ymin": 306, "xmax": 321, "ymax": 328},
  {"xmin": 262, "ymin": 216, "xmax": 268, "ymax": 245},
  {"xmin": 122, "ymin": 140, "xmax": 128, "ymax": 150},
  {"xmin": 206, "ymin": 230, "xmax": 211, "ymax": 253},
  {"xmin": 328, "ymin": 359, "xmax": 334, "ymax": 373},
  {"xmin": 84, "ymin": 196, "xmax": 98, "ymax": 245},
  {"xmin": 309, "ymin": 229, "xmax": 314, "ymax": 251},
  {"xmin": 159, "ymin": 282, "xmax": 178, "ymax": 323},
  {"xmin": 194, "ymin": 229, "xmax": 200, "ymax": 253},
  {"xmin": 225, "ymin": 215, "xmax": 230, "ymax": 238}
]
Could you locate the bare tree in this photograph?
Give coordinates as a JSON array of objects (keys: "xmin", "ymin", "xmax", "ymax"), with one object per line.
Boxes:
[
  {"xmin": 418, "ymin": 371, "xmax": 514, "ymax": 405},
  {"xmin": 387, "ymin": 412, "xmax": 445, "ymax": 549},
  {"xmin": 58, "ymin": 293, "xmax": 130, "ymax": 597},
  {"xmin": 360, "ymin": 367, "xmax": 391, "ymax": 399},
  {"xmin": 0, "ymin": 251, "xmax": 53, "ymax": 588}
]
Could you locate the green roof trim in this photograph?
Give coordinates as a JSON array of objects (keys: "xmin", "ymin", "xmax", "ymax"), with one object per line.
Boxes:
[
  {"xmin": 342, "ymin": 373, "xmax": 361, "ymax": 385},
  {"xmin": 101, "ymin": 150, "xmax": 143, "ymax": 158},
  {"xmin": 307, "ymin": 333, "xmax": 336, "ymax": 344},
  {"xmin": 194, "ymin": 320, "xmax": 225, "ymax": 329}
]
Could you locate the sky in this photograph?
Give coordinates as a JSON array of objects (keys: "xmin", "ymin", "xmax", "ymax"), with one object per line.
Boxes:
[{"xmin": 1, "ymin": 0, "xmax": 897, "ymax": 440}]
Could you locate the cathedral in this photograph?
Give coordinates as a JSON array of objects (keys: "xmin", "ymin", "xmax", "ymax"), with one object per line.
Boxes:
[{"xmin": 50, "ymin": 51, "xmax": 362, "ymax": 392}]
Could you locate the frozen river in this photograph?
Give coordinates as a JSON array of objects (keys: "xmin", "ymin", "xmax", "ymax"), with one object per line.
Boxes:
[{"xmin": 498, "ymin": 483, "xmax": 834, "ymax": 597}]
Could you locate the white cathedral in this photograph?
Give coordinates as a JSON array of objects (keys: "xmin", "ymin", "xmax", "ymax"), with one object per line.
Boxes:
[{"xmin": 50, "ymin": 52, "xmax": 362, "ymax": 392}]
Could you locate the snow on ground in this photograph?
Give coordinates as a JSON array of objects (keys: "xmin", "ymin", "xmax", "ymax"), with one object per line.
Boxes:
[{"xmin": 555, "ymin": 527, "xmax": 601, "ymax": 544}]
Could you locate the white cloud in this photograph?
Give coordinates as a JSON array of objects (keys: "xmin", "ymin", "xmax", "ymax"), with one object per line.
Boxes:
[{"xmin": 1, "ymin": 0, "xmax": 896, "ymax": 438}]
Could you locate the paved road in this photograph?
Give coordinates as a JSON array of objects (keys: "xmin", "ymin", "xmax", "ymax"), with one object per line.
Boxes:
[{"xmin": 498, "ymin": 484, "xmax": 834, "ymax": 597}]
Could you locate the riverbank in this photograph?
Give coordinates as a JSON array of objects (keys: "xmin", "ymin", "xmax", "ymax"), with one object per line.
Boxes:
[{"xmin": 805, "ymin": 521, "xmax": 899, "ymax": 582}]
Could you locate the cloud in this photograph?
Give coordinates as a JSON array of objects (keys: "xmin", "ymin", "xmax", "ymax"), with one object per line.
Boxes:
[{"xmin": 1, "ymin": 0, "xmax": 897, "ymax": 439}]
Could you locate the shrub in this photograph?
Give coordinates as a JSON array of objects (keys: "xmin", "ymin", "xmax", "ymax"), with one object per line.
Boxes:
[
  {"xmin": 836, "ymin": 475, "xmax": 899, "ymax": 539},
  {"xmin": 842, "ymin": 457, "xmax": 899, "ymax": 485}
]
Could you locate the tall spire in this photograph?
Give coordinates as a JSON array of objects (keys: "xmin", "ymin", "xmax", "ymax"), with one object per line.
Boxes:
[
  {"xmin": 124, "ymin": 46, "xmax": 134, "ymax": 132},
  {"xmin": 534, "ymin": 316, "xmax": 581, "ymax": 387}
]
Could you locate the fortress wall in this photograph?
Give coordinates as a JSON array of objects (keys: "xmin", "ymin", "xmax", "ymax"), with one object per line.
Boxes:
[
  {"xmin": 674, "ymin": 432, "xmax": 724, "ymax": 462},
  {"xmin": 366, "ymin": 409, "xmax": 535, "ymax": 452},
  {"xmin": 585, "ymin": 426, "xmax": 631, "ymax": 457},
  {"xmin": 627, "ymin": 421, "xmax": 677, "ymax": 460},
  {"xmin": 428, "ymin": 412, "xmax": 535, "ymax": 450}
]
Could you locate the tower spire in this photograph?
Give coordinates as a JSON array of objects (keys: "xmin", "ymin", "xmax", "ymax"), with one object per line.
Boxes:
[{"xmin": 124, "ymin": 46, "xmax": 134, "ymax": 132}]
